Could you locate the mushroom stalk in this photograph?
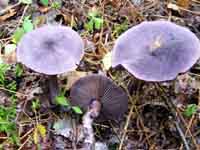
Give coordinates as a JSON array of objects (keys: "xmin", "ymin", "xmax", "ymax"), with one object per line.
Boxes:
[
  {"xmin": 47, "ymin": 75, "xmax": 59, "ymax": 104},
  {"xmin": 82, "ymin": 99, "xmax": 101, "ymax": 150}
]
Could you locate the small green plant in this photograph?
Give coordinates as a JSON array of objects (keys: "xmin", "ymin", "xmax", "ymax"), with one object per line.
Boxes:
[
  {"xmin": 6, "ymin": 81, "xmax": 17, "ymax": 91},
  {"xmin": 113, "ymin": 18, "xmax": 129, "ymax": 37},
  {"xmin": 71, "ymin": 106, "xmax": 83, "ymax": 114},
  {"xmin": 0, "ymin": 105, "xmax": 19, "ymax": 145},
  {"xmin": 0, "ymin": 63, "xmax": 10, "ymax": 85},
  {"xmin": 15, "ymin": 64, "xmax": 23, "ymax": 78},
  {"xmin": 183, "ymin": 104, "xmax": 198, "ymax": 117},
  {"xmin": 12, "ymin": 16, "xmax": 34, "ymax": 44},
  {"xmin": 51, "ymin": 1, "xmax": 61, "ymax": 9},
  {"xmin": 0, "ymin": 61, "xmax": 20, "ymax": 146},
  {"xmin": 0, "ymin": 63, "xmax": 17, "ymax": 92},
  {"xmin": 55, "ymin": 95, "xmax": 70, "ymax": 107},
  {"xmin": 85, "ymin": 9, "xmax": 103, "ymax": 32},
  {"xmin": 31, "ymin": 99, "xmax": 41, "ymax": 111},
  {"xmin": 55, "ymin": 92, "xmax": 83, "ymax": 114}
]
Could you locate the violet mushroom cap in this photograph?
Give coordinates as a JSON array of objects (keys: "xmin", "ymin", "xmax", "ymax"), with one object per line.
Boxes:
[
  {"xmin": 17, "ymin": 25, "xmax": 84, "ymax": 103},
  {"xmin": 112, "ymin": 21, "xmax": 200, "ymax": 81},
  {"xmin": 70, "ymin": 74, "xmax": 128, "ymax": 121},
  {"xmin": 17, "ymin": 25, "xmax": 84, "ymax": 75}
]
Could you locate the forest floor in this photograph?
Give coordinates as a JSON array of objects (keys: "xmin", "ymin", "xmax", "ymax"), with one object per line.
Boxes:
[{"xmin": 0, "ymin": 0, "xmax": 200, "ymax": 149}]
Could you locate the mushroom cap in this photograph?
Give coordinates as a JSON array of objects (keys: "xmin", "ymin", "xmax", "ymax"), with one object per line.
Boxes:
[
  {"xmin": 112, "ymin": 21, "xmax": 200, "ymax": 81},
  {"xmin": 70, "ymin": 74, "xmax": 128, "ymax": 121},
  {"xmin": 17, "ymin": 25, "xmax": 84, "ymax": 75}
]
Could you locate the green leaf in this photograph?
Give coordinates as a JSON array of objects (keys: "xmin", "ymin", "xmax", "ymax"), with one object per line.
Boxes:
[
  {"xmin": 94, "ymin": 17, "xmax": 103, "ymax": 29},
  {"xmin": 31, "ymin": 99, "xmax": 40, "ymax": 111},
  {"xmin": 0, "ymin": 105, "xmax": 17, "ymax": 144},
  {"xmin": 37, "ymin": 124, "xmax": 46, "ymax": 138},
  {"xmin": 12, "ymin": 17, "xmax": 33, "ymax": 44},
  {"xmin": 22, "ymin": 16, "xmax": 34, "ymax": 33},
  {"xmin": 12, "ymin": 28, "xmax": 25, "ymax": 44},
  {"xmin": 20, "ymin": 0, "xmax": 32, "ymax": 4},
  {"xmin": 85, "ymin": 9, "xmax": 103, "ymax": 32},
  {"xmin": 10, "ymin": 133, "xmax": 20, "ymax": 145},
  {"xmin": 0, "ymin": 63, "xmax": 10, "ymax": 84},
  {"xmin": 6, "ymin": 81, "xmax": 16, "ymax": 91},
  {"xmin": 55, "ymin": 96, "xmax": 69, "ymax": 106},
  {"xmin": 15, "ymin": 64, "xmax": 23, "ymax": 77},
  {"xmin": 85, "ymin": 20, "xmax": 94, "ymax": 32},
  {"xmin": 113, "ymin": 19, "xmax": 128, "ymax": 37},
  {"xmin": 51, "ymin": 1, "xmax": 61, "ymax": 9},
  {"xmin": 183, "ymin": 104, "xmax": 198, "ymax": 117},
  {"xmin": 72, "ymin": 106, "xmax": 83, "ymax": 114},
  {"xmin": 40, "ymin": 0, "xmax": 49, "ymax": 6}
]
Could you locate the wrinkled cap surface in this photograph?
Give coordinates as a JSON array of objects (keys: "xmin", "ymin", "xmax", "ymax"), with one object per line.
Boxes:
[
  {"xmin": 70, "ymin": 74, "xmax": 128, "ymax": 121},
  {"xmin": 17, "ymin": 25, "xmax": 84, "ymax": 75},
  {"xmin": 112, "ymin": 21, "xmax": 200, "ymax": 81}
]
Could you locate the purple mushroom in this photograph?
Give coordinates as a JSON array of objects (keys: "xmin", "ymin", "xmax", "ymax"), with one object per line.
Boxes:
[
  {"xmin": 17, "ymin": 25, "xmax": 84, "ymax": 103},
  {"xmin": 70, "ymin": 74, "xmax": 128, "ymax": 121},
  {"xmin": 112, "ymin": 21, "xmax": 200, "ymax": 81}
]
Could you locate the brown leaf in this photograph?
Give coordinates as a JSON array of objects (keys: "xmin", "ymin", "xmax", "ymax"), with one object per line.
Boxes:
[
  {"xmin": 119, "ymin": 6, "xmax": 143, "ymax": 23},
  {"xmin": 177, "ymin": 0, "xmax": 190, "ymax": 9},
  {"xmin": 103, "ymin": 0, "xmax": 122, "ymax": 8},
  {"xmin": 61, "ymin": 13, "xmax": 71, "ymax": 25},
  {"xmin": 60, "ymin": 71, "xmax": 88, "ymax": 90}
]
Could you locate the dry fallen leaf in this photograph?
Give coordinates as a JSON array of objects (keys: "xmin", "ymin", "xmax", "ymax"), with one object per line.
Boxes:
[
  {"xmin": 167, "ymin": 3, "xmax": 179, "ymax": 11},
  {"xmin": 60, "ymin": 71, "xmax": 88, "ymax": 90},
  {"xmin": 177, "ymin": 0, "xmax": 190, "ymax": 9},
  {"xmin": 0, "ymin": 9, "xmax": 16, "ymax": 22}
]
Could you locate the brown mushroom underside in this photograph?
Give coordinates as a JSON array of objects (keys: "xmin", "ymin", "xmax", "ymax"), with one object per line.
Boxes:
[{"xmin": 70, "ymin": 74, "xmax": 128, "ymax": 121}]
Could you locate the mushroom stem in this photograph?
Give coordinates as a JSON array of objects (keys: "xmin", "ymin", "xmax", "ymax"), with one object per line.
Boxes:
[
  {"xmin": 47, "ymin": 75, "xmax": 59, "ymax": 104},
  {"xmin": 82, "ymin": 99, "xmax": 101, "ymax": 149}
]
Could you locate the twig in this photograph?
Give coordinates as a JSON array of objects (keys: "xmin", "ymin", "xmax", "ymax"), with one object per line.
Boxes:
[
  {"xmin": 17, "ymin": 4, "xmax": 29, "ymax": 28},
  {"xmin": 174, "ymin": 120, "xmax": 190, "ymax": 150},
  {"xmin": 17, "ymin": 135, "xmax": 31, "ymax": 150},
  {"xmin": 118, "ymin": 104, "xmax": 134, "ymax": 150},
  {"xmin": 0, "ymin": 86, "xmax": 27, "ymax": 96}
]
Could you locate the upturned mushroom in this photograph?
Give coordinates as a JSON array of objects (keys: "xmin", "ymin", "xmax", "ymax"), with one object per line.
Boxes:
[
  {"xmin": 70, "ymin": 74, "xmax": 128, "ymax": 121},
  {"xmin": 17, "ymin": 25, "xmax": 84, "ymax": 103},
  {"xmin": 70, "ymin": 74, "xmax": 128, "ymax": 149},
  {"xmin": 112, "ymin": 20, "xmax": 200, "ymax": 81}
]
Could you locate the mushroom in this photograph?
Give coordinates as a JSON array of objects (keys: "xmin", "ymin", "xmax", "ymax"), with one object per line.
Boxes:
[
  {"xmin": 111, "ymin": 21, "xmax": 200, "ymax": 150},
  {"xmin": 70, "ymin": 74, "xmax": 128, "ymax": 121},
  {"xmin": 112, "ymin": 21, "xmax": 200, "ymax": 81},
  {"xmin": 17, "ymin": 25, "xmax": 84, "ymax": 103},
  {"xmin": 70, "ymin": 74, "xmax": 128, "ymax": 149}
]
